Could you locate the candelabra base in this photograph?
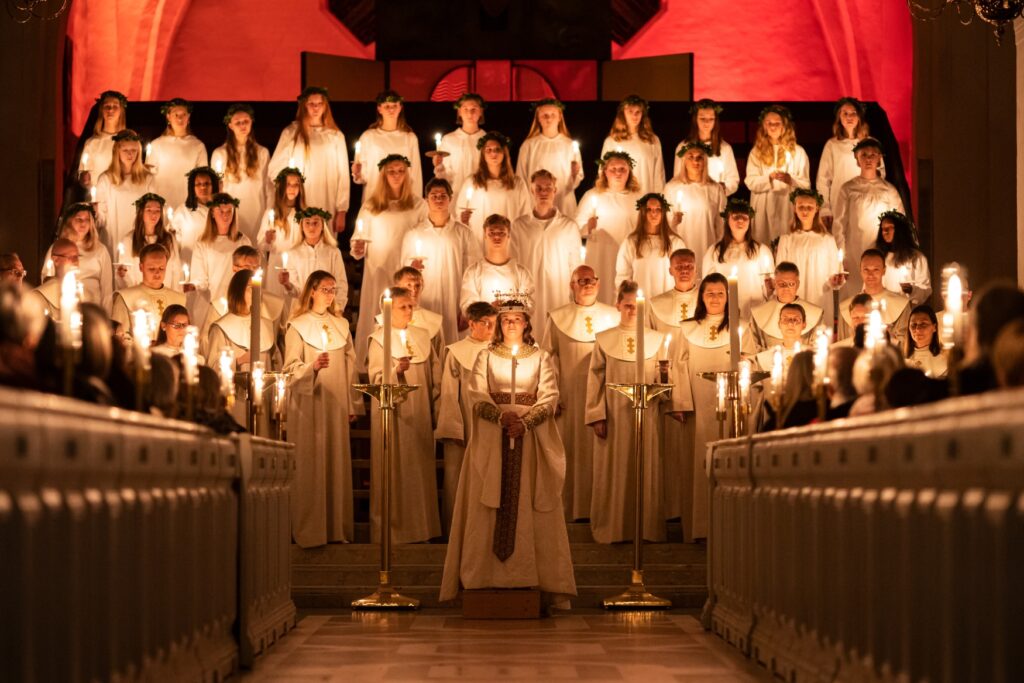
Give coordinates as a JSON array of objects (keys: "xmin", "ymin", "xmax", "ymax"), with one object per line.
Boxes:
[
  {"xmin": 602, "ymin": 570, "xmax": 672, "ymax": 610},
  {"xmin": 351, "ymin": 574, "xmax": 421, "ymax": 610}
]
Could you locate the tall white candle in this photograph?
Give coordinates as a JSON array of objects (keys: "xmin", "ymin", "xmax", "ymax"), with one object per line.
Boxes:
[
  {"xmin": 434, "ymin": 133, "xmax": 442, "ymax": 151},
  {"xmin": 251, "ymin": 361, "xmax": 264, "ymax": 407},
  {"xmin": 183, "ymin": 325, "xmax": 199, "ymax": 385},
  {"xmin": 771, "ymin": 345, "xmax": 784, "ymax": 399},
  {"xmin": 636, "ymin": 288, "xmax": 646, "ymax": 384},
  {"xmin": 218, "ymin": 348, "xmax": 234, "ymax": 398},
  {"xmin": 89, "ymin": 186, "xmax": 97, "ymax": 203},
  {"xmin": 510, "ymin": 343, "xmax": 519, "ymax": 448},
  {"xmin": 182, "ymin": 263, "xmax": 190, "ymax": 284},
  {"xmin": 947, "ymin": 272, "xmax": 963, "ymax": 345},
  {"xmin": 276, "ymin": 375, "xmax": 287, "ymax": 417},
  {"xmin": 727, "ymin": 267, "xmax": 740, "ymax": 373},
  {"xmin": 738, "ymin": 359, "xmax": 751, "ymax": 405},
  {"xmin": 382, "ymin": 289, "xmax": 392, "ymax": 385},
  {"xmin": 579, "ymin": 245, "xmax": 586, "ymax": 263},
  {"xmin": 250, "ymin": 268, "xmax": 263, "ymax": 372},
  {"xmin": 716, "ymin": 374, "xmax": 727, "ymax": 413},
  {"xmin": 837, "ymin": 248, "xmax": 845, "ymax": 275},
  {"xmin": 353, "ymin": 141, "xmax": 361, "ymax": 159}
]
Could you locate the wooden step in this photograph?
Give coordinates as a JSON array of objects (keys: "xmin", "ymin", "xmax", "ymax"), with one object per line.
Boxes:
[{"xmin": 329, "ymin": 521, "xmax": 688, "ymax": 544}]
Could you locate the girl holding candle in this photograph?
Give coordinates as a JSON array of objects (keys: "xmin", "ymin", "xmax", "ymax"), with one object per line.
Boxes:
[
  {"xmin": 148, "ymin": 98, "xmax": 209, "ymax": 210},
  {"xmin": 115, "ymin": 193, "xmax": 184, "ymax": 290},
  {"xmin": 743, "ymin": 105, "xmax": 811, "ymax": 244},
  {"xmin": 668, "ymin": 273, "xmax": 754, "ymax": 539},
  {"xmin": 663, "ymin": 141, "xmax": 726, "ymax": 267},
  {"xmin": 211, "ymin": 104, "xmax": 272, "ymax": 242},
  {"xmin": 585, "ymin": 280, "xmax": 667, "ymax": 543},
  {"xmin": 434, "ymin": 93, "xmax": 487, "ymax": 195},
  {"xmin": 170, "ymin": 166, "xmax": 219, "ymax": 265},
  {"xmin": 816, "ymin": 98, "xmax": 883, "ymax": 222},
  {"xmin": 366, "ymin": 286, "xmax": 442, "ymax": 544},
  {"xmin": 875, "ymin": 210, "xmax": 932, "ymax": 305},
  {"xmin": 575, "ymin": 151, "xmax": 642, "ymax": 304},
  {"xmin": 674, "ymin": 99, "xmax": 740, "ymax": 196},
  {"xmin": 43, "ymin": 203, "xmax": 113, "ymax": 311},
  {"xmin": 284, "ymin": 270, "xmax": 363, "ymax": 547},
  {"xmin": 269, "ymin": 87, "xmax": 351, "ymax": 234},
  {"xmin": 516, "ymin": 98, "xmax": 583, "ymax": 215},
  {"xmin": 351, "ymin": 90, "xmax": 422, "ymax": 208},
  {"xmin": 352, "ymin": 154, "xmax": 427, "ymax": 366},
  {"xmin": 188, "ymin": 193, "xmax": 252, "ymax": 315},
  {"xmin": 440, "ymin": 298, "xmax": 576, "ymax": 606},
  {"xmin": 615, "ymin": 193, "xmax": 686, "ymax": 297},
  {"xmin": 702, "ymin": 199, "xmax": 774, "ymax": 318},
  {"xmin": 453, "ymin": 131, "xmax": 531, "ymax": 243},
  {"xmin": 775, "ymin": 189, "xmax": 841, "ymax": 317},
  {"xmin": 256, "ymin": 167, "xmax": 306, "ymax": 257},
  {"xmin": 94, "ymin": 129, "xmax": 154, "ymax": 252},
  {"xmin": 78, "ymin": 90, "xmax": 128, "ymax": 191},
  {"xmin": 273, "ymin": 207, "xmax": 348, "ymax": 312},
  {"xmin": 904, "ymin": 304, "xmax": 948, "ymax": 378},
  {"xmin": 600, "ymin": 95, "xmax": 665, "ymax": 195}
]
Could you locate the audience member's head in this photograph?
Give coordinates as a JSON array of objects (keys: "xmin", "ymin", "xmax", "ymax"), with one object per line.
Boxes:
[
  {"xmin": 993, "ymin": 318, "xmax": 1024, "ymax": 388},
  {"xmin": 828, "ymin": 346, "xmax": 860, "ymax": 406},
  {"xmin": 969, "ymin": 282, "xmax": 1024, "ymax": 358},
  {"xmin": 885, "ymin": 367, "xmax": 948, "ymax": 408}
]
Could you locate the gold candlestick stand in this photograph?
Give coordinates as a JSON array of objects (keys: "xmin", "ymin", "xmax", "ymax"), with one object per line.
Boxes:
[
  {"xmin": 602, "ymin": 381, "xmax": 674, "ymax": 610},
  {"xmin": 352, "ymin": 382, "xmax": 421, "ymax": 610},
  {"xmin": 699, "ymin": 370, "xmax": 770, "ymax": 438}
]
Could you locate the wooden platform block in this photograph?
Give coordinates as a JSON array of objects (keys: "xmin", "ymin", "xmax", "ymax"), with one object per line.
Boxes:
[{"xmin": 461, "ymin": 589, "xmax": 542, "ymax": 619}]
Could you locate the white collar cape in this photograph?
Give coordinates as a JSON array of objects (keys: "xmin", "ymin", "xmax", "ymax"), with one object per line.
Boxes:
[
  {"xmin": 115, "ymin": 285, "xmax": 186, "ymax": 313},
  {"xmin": 680, "ymin": 318, "xmax": 730, "ymax": 349},
  {"xmin": 548, "ymin": 301, "xmax": 619, "ymax": 343},
  {"xmin": 287, "ymin": 312, "xmax": 351, "ymax": 351},
  {"xmin": 839, "ymin": 289, "xmax": 910, "ymax": 327},
  {"xmin": 210, "ymin": 313, "xmax": 276, "ymax": 353},
  {"xmin": 750, "ymin": 297, "xmax": 823, "ymax": 338},
  {"xmin": 649, "ymin": 287, "xmax": 700, "ymax": 328},
  {"xmin": 445, "ymin": 337, "xmax": 489, "ymax": 371},
  {"xmin": 368, "ymin": 324, "xmax": 431, "ymax": 364},
  {"xmin": 375, "ymin": 306, "xmax": 442, "ymax": 339},
  {"xmin": 594, "ymin": 325, "xmax": 665, "ymax": 362}
]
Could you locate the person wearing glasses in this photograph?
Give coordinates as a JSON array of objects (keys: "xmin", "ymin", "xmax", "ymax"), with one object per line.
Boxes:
[
  {"xmin": 750, "ymin": 261, "xmax": 822, "ymax": 350},
  {"xmin": 540, "ymin": 264, "xmax": 617, "ymax": 521},
  {"xmin": 29, "ymin": 238, "xmax": 80, "ymax": 319},
  {"xmin": 0, "ymin": 253, "xmax": 27, "ymax": 291},
  {"xmin": 152, "ymin": 304, "xmax": 204, "ymax": 363},
  {"xmin": 111, "ymin": 243, "xmax": 186, "ymax": 337},
  {"xmin": 43, "ymin": 203, "xmax": 113, "ymax": 310}
]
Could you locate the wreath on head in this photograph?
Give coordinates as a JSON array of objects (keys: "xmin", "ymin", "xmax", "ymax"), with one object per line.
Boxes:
[
  {"xmin": 133, "ymin": 192, "xmax": 167, "ymax": 209},
  {"xmin": 294, "ymin": 207, "xmax": 332, "ymax": 223},
  {"xmin": 852, "ymin": 137, "xmax": 884, "ymax": 155},
  {"xmin": 453, "ymin": 93, "xmax": 486, "ymax": 110},
  {"xmin": 377, "ymin": 153, "xmax": 412, "ymax": 170},
  {"xmin": 273, "ymin": 167, "xmax": 305, "ymax": 184},
  {"xmin": 112, "ymin": 130, "xmax": 142, "ymax": 144},
  {"xmin": 223, "ymin": 103, "xmax": 255, "ymax": 126},
  {"xmin": 476, "ymin": 131, "xmax": 512, "ymax": 150},
  {"xmin": 635, "ymin": 192, "xmax": 670, "ymax": 211},
  {"xmin": 96, "ymin": 90, "xmax": 128, "ymax": 109},
  {"xmin": 206, "ymin": 193, "xmax": 240, "ymax": 209},
  {"xmin": 834, "ymin": 96, "xmax": 866, "ymax": 118},
  {"xmin": 298, "ymin": 86, "xmax": 329, "ymax": 101},
  {"xmin": 620, "ymin": 94, "xmax": 648, "ymax": 110},
  {"xmin": 720, "ymin": 198, "xmax": 756, "ymax": 218},
  {"xmin": 375, "ymin": 90, "xmax": 404, "ymax": 104},
  {"xmin": 877, "ymin": 209, "xmax": 910, "ymax": 225},
  {"xmin": 598, "ymin": 150, "xmax": 636, "ymax": 169},
  {"xmin": 676, "ymin": 141, "xmax": 713, "ymax": 158},
  {"xmin": 62, "ymin": 202, "xmax": 96, "ymax": 221},
  {"xmin": 160, "ymin": 98, "xmax": 193, "ymax": 116},
  {"xmin": 186, "ymin": 165, "xmax": 222, "ymax": 181},
  {"xmin": 789, "ymin": 188, "xmax": 824, "ymax": 206},
  {"xmin": 758, "ymin": 104, "xmax": 792, "ymax": 123},
  {"xmin": 689, "ymin": 98, "xmax": 723, "ymax": 115},
  {"xmin": 530, "ymin": 97, "xmax": 565, "ymax": 112}
]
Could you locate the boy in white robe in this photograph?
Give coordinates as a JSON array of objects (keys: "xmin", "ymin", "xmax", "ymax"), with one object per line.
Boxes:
[
  {"xmin": 838, "ymin": 249, "xmax": 911, "ymax": 345},
  {"xmin": 435, "ymin": 302, "xmax": 497, "ymax": 531},
  {"xmin": 648, "ymin": 249, "xmax": 700, "ymax": 331},
  {"xmin": 28, "ymin": 239, "xmax": 78, "ymax": 320},
  {"xmin": 111, "ymin": 244, "xmax": 187, "ymax": 335},
  {"xmin": 376, "ymin": 267, "xmax": 446, "ymax": 364},
  {"xmin": 432, "ymin": 93, "xmax": 487, "ymax": 194},
  {"xmin": 751, "ymin": 261, "xmax": 823, "ymax": 351},
  {"xmin": 459, "ymin": 213, "xmax": 535, "ymax": 316}
]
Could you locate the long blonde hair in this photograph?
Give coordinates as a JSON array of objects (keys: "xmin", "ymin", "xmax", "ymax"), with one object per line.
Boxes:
[
  {"xmin": 223, "ymin": 105, "xmax": 261, "ymax": 181},
  {"xmin": 677, "ymin": 143, "xmax": 711, "ymax": 185},
  {"xmin": 290, "ymin": 211, "xmax": 338, "ymax": 249},
  {"xmin": 200, "ymin": 195, "xmax": 243, "ymax": 243},
  {"xmin": 525, "ymin": 103, "xmax": 571, "ymax": 139},
  {"xmin": 290, "ymin": 269, "xmax": 342, "ymax": 320},
  {"xmin": 364, "ymin": 160, "xmax": 416, "ymax": 214},
  {"xmin": 294, "ymin": 90, "xmax": 341, "ymax": 153},
  {"xmin": 608, "ymin": 96, "xmax": 656, "ymax": 143},
  {"xmin": 107, "ymin": 131, "xmax": 150, "ymax": 186},
  {"xmin": 752, "ymin": 107, "xmax": 798, "ymax": 166},
  {"xmin": 58, "ymin": 205, "xmax": 100, "ymax": 252},
  {"xmin": 594, "ymin": 159, "xmax": 640, "ymax": 192},
  {"xmin": 629, "ymin": 195, "xmax": 675, "ymax": 257}
]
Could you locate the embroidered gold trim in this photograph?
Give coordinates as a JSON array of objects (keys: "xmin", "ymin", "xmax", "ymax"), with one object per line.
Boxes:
[
  {"xmin": 488, "ymin": 392, "xmax": 538, "ymax": 406},
  {"xmin": 521, "ymin": 404, "xmax": 551, "ymax": 431},
  {"xmin": 475, "ymin": 402, "xmax": 502, "ymax": 424},
  {"xmin": 489, "ymin": 343, "xmax": 539, "ymax": 360}
]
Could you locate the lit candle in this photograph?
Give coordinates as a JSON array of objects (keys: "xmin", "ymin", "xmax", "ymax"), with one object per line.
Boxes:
[
  {"xmin": 708, "ymin": 156, "xmax": 724, "ymax": 180},
  {"xmin": 738, "ymin": 359, "xmax": 751, "ymax": 406},
  {"xmin": 510, "ymin": 343, "xmax": 519, "ymax": 448},
  {"xmin": 635, "ymin": 288, "xmax": 646, "ymax": 384},
  {"xmin": 675, "ymin": 190, "xmax": 683, "ymax": 212},
  {"xmin": 166, "ymin": 206, "xmax": 174, "ymax": 224},
  {"xmin": 59, "ymin": 271, "xmax": 79, "ymax": 346},
  {"xmin": 183, "ymin": 325, "xmax": 199, "ymax": 385},
  {"xmin": 465, "ymin": 186, "xmax": 474, "ymax": 203},
  {"xmin": 771, "ymin": 345, "xmax": 784, "ymax": 399},
  {"xmin": 288, "ymin": 156, "xmax": 297, "ymax": 168},
  {"xmin": 89, "ymin": 186, "xmax": 97, "ymax": 203},
  {"xmin": 43, "ymin": 259, "xmax": 55, "ymax": 278},
  {"xmin": 759, "ymin": 254, "xmax": 773, "ymax": 278},
  {"xmin": 320, "ymin": 327, "xmax": 329, "ymax": 352},
  {"xmin": 579, "ymin": 245, "xmax": 586, "ymax": 264},
  {"xmin": 727, "ymin": 267, "xmax": 740, "ymax": 373},
  {"xmin": 415, "ymin": 239, "xmax": 423, "ymax": 260},
  {"xmin": 615, "ymin": 144, "xmax": 623, "ymax": 153},
  {"xmin": 355, "ymin": 218, "xmax": 365, "ymax": 240},
  {"xmin": 218, "ymin": 348, "xmax": 234, "ymax": 391},
  {"xmin": 434, "ymin": 133, "xmax": 442, "ymax": 151},
  {"xmin": 382, "ymin": 289, "xmax": 392, "ymax": 385},
  {"xmin": 276, "ymin": 375, "xmax": 287, "ymax": 417},
  {"xmin": 398, "ymin": 329, "xmax": 408, "ymax": 357},
  {"xmin": 145, "ymin": 142, "xmax": 153, "ymax": 159},
  {"xmin": 353, "ymin": 141, "xmax": 361, "ymax": 159},
  {"xmin": 81, "ymin": 152, "xmax": 89, "ymax": 167},
  {"xmin": 268, "ymin": 209, "xmax": 275, "ymax": 226},
  {"xmin": 590, "ymin": 195, "xmax": 598, "ymax": 219},
  {"xmin": 793, "ymin": 341, "xmax": 802, "ymax": 354},
  {"xmin": 946, "ymin": 272, "xmax": 963, "ymax": 345},
  {"xmin": 219, "ymin": 297, "xmax": 228, "ymax": 313},
  {"xmin": 132, "ymin": 307, "xmax": 152, "ymax": 367},
  {"xmin": 897, "ymin": 265, "xmax": 910, "ymax": 285},
  {"xmin": 837, "ymin": 248, "xmax": 845, "ymax": 275},
  {"xmin": 716, "ymin": 373, "xmax": 727, "ymax": 414},
  {"xmin": 116, "ymin": 243, "xmax": 125, "ymax": 264},
  {"xmin": 813, "ymin": 327, "xmax": 829, "ymax": 386},
  {"xmin": 251, "ymin": 361, "xmax": 264, "ymax": 408},
  {"xmin": 214, "ymin": 159, "xmax": 224, "ymax": 174},
  {"xmin": 181, "ymin": 263, "xmax": 190, "ymax": 284},
  {"xmin": 865, "ymin": 305, "xmax": 884, "ymax": 352},
  {"xmin": 250, "ymin": 268, "xmax": 263, "ymax": 373},
  {"xmin": 281, "ymin": 251, "xmax": 289, "ymax": 269},
  {"xmin": 571, "ymin": 140, "xmax": 580, "ymax": 162}
]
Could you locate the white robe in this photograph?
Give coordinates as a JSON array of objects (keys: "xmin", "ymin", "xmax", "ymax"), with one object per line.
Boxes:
[
  {"xmin": 269, "ymin": 239, "xmax": 348, "ymax": 313},
  {"xmin": 673, "ymin": 139, "xmax": 741, "ymax": 196},
  {"xmin": 211, "ymin": 143, "xmax": 273, "ymax": 243},
  {"xmin": 832, "ymin": 176, "xmax": 905, "ymax": 293},
  {"xmin": 366, "ymin": 325, "xmax": 442, "ymax": 544},
  {"xmin": 574, "ymin": 188, "xmax": 642, "ymax": 305},
  {"xmin": 113, "ymin": 234, "xmax": 184, "ymax": 292},
  {"xmin": 615, "ymin": 233, "xmax": 687, "ymax": 297},
  {"xmin": 352, "ymin": 128, "xmax": 422, "ymax": 204},
  {"xmin": 436, "ymin": 128, "xmax": 486, "ymax": 195},
  {"xmin": 541, "ymin": 301, "xmax": 618, "ymax": 520},
  {"xmin": 775, "ymin": 229, "xmax": 841, "ymax": 320},
  {"xmin": 748, "ymin": 297, "xmax": 823, "ymax": 350},
  {"xmin": 907, "ymin": 347, "xmax": 949, "ymax": 378},
  {"xmin": 510, "ymin": 210, "xmax": 583, "ymax": 328},
  {"xmin": 816, "ymin": 137, "xmax": 886, "ymax": 218},
  {"xmin": 839, "ymin": 288, "xmax": 912, "ymax": 345},
  {"xmin": 111, "ymin": 285, "xmax": 187, "ymax": 341},
  {"xmin": 284, "ymin": 312, "xmax": 363, "ymax": 546},
  {"xmin": 452, "ymin": 176, "xmax": 532, "ymax": 245},
  {"xmin": 459, "ymin": 258, "xmax": 535, "ymax": 314},
  {"xmin": 439, "ymin": 346, "xmax": 576, "ymax": 603},
  {"xmin": 663, "ymin": 179, "xmax": 726, "ymax": 273},
  {"xmin": 435, "ymin": 337, "xmax": 490, "ymax": 531},
  {"xmin": 189, "ymin": 234, "xmax": 252, "ymax": 302},
  {"xmin": 586, "ymin": 325, "xmax": 667, "ymax": 543},
  {"xmin": 648, "ymin": 286, "xmax": 701, "ymax": 332},
  {"xmin": 881, "ymin": 251, "xmax": 932, "ymax": 307},
  {"xmin": 743, "ymin": 144, "xmax": 811, "ymax": 244},
  {"xmin": 352, "ymin": 198, "xmax": 427, "ymax": 366},
  {"xmin": 41, "ymin": 241, "xmax": 113, "ymax": 312},
  {"xmin": 516, "ymin": 133, "xmax": 583, "ymax": 216},
  {"xmin": 148, "ymin": 135, "xmax": 209, "ymax": 210},
  {"xmin": 399, "ymin": 218, "xmax": 481, "ymax": 345},
  {"xmin": 95, "ymin": 172, "xmax": 154, "ymax": 252},
  {"xmin": 701, "ymin": 242, "xmax": 775, "ymax": 318},
  {"xmin": 78, "ymin": 132, "xmax": 115, "ymax": 187},
  {"xmin": 169, "ymin": 204, "xmax": 207, "ymax": 266},
  {"xmin": 268, "ymin": 123, "xmax": 351, "ymax": 214},
  {"xmin": 207, "ymin": 311, "xmax": 277, "ymax": 434},
  {"xmin": 254, "ymin": 207, "xmax": 301, "ymax": 256},
  {"xmin": 600, "ymin": 134, "xmax": 665, "ymax": 196}
]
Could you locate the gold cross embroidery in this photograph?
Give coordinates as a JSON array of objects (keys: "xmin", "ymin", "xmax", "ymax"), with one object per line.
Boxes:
[
  {"xmin": 322, "ymin": 323, "xmax": 332, "ymax": 345},
  {"xmin": 626, "ymin": 336, "xmax": 635, "ymax": 354},
  {"xmin": 679, "ymin": 302, "xmax": 688, "ymax": 322},
  {"xmin": 156, "ymin": 298, "xmax": 165, "ymax": 315},
  {"xmin": 584, "ymin": 316, "xmax": 593, "ymax": 334},
  {"xmin": 709, "ymin": 326, "xmax": 718, "ymax": 341}
]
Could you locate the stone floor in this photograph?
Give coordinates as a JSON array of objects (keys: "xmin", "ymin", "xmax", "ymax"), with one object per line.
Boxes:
[{"xmin": 242, "ymin": 610, "xmax": 770, "ymax": 681}]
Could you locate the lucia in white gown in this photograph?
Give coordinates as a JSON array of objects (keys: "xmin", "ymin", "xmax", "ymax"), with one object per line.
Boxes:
[
  {"xmin": 665, "ymin": 141, "xmax": 726, "ymax": 270},
  {"xmin": 743, "ymin": 106, "xmax": 811, "ymax": 245},
  {"xmin": 599, "ymin": 95, "xmax": 665, "ymax": 196},
  {"xmin": 433, "ymin": 93, "xmax": 487, "ymax": 196},
  {"xmin": 95, "ymin": 130, "xmax": 154, "ymax": 252},
  {"xmin": 453, "ymin": 131, "xmax": 531, "ymax": 244},
  {"xmin": 673, "ymin": 100, "xmax": 741, "ymax": 196},
  {"xmin": 516, "ymin": 99, "xmax": 583, "ymax": 216},
  {"xmin": 148, "ymin": 99, "xmax": 209, "ymax": 211},
  {"xmin": 351, "ymin": 90, "xmax": 422, "ymax": 209},
  {"xmin": 268, "ymin": 88, "xmax": 351, "ymax": 230},
  {"xmin": 77, "ymin": 90, "xmax": 127, "ymax": 190},
  {"xmin": 702, "ymin": 200, "xmax": 774, "ymax": 319},
  {"xmin": 212, "ymin": 104, "xmax": 273, "ymax": 243}
]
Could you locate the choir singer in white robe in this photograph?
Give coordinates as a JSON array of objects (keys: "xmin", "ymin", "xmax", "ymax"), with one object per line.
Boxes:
[
  {"xmin": 743, "ymin": 106, "xmax": 810, "ymax": 244},
  {"xmin": 148, "ymin": 98, "xmax": 208, "ymax": 211},
  {"xmin": 516, "ymin": 99, "xmax": 582, "ymax": 216},
  {"xmin": 775, "ymin": 188, "xmax": 842, "ymax": 320},
  {"xmin": 664, "ymin": 142, "xmax": 726, "ymax": 271},
  {"xmin": 434, "ymin": 93, "xmax": 487, "ymax": 206},
  {"xmin": 614, "ymin": 193, "xmax": 686, "ymax": 297},
  {"xmin": 459, "ymin": 214, "xmax": 534, "ymax": 315},
  {"xmin": 454, "ymin": 131, "xmax": 531, "ymax": 243},
  {"xmin": 673, "ymin": 99, "xmax": 740, "ymax": 196},
  {"xmin": 599, "ymin": 95, "xmax": 665, "ymax": 195}
]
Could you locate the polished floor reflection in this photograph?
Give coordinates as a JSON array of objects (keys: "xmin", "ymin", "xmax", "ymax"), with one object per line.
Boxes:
[{"xmin": 242, "ymin": 611, "xmax": 769, "ymax": 681}]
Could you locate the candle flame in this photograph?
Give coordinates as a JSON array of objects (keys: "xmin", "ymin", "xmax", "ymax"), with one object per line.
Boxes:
[
  {"xmin": 434, "ymin": 132, "xmax": 442, "ymax": 145},
  {"xmin": 281, "ymin": 252, "xmax": 288, "ymax": 269},
  {"xmin": 636, "ymin": 288, "xmax": 645, "ymax": 301},
  {"xmin": 268, "ymin": 209, "xmax": 275, "ymax": 224},
  {"xmin": 252, "ymin": 267, "xmax": 263, "ymax": 285},
  {"xmin": 572, "ymin": 140, "xmax": 580, "ymax": 153},
  {"xmin": 182, "ymin": 264, "xmax": 190, "ymax": 281},
  {"xmin": 356, "ymin": 218, "xmax": 364, "ymax": 234},
  {"xmin": 89, "ymin": 186, "xmax": 97, "ymax": 202},
  {"xmin": 579, "ymin": 246, "xmax": 586, "ymax": 263},
  {"xmin": 947, "ymin": 273, "xmax": 963, "ymax": 313},
  {"xmin": 383, "ymin": 288, "xmax": 392, "ymax": 301},
  {"xmin": 466, "ymin": 186, "xmax": 474, "ymax": 201},
  {"xmin": 132, "ymin": 308, "xmax": 151, "ymax": 349},
  {"xmin": 511, "ymin": 344, "xmax": 519, "ymax": 357}
]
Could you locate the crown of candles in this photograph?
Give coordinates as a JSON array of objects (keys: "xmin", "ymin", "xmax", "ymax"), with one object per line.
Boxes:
[{"xmin": 494, "ymin": 292, "xmax": 533, "ymax": 315}]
